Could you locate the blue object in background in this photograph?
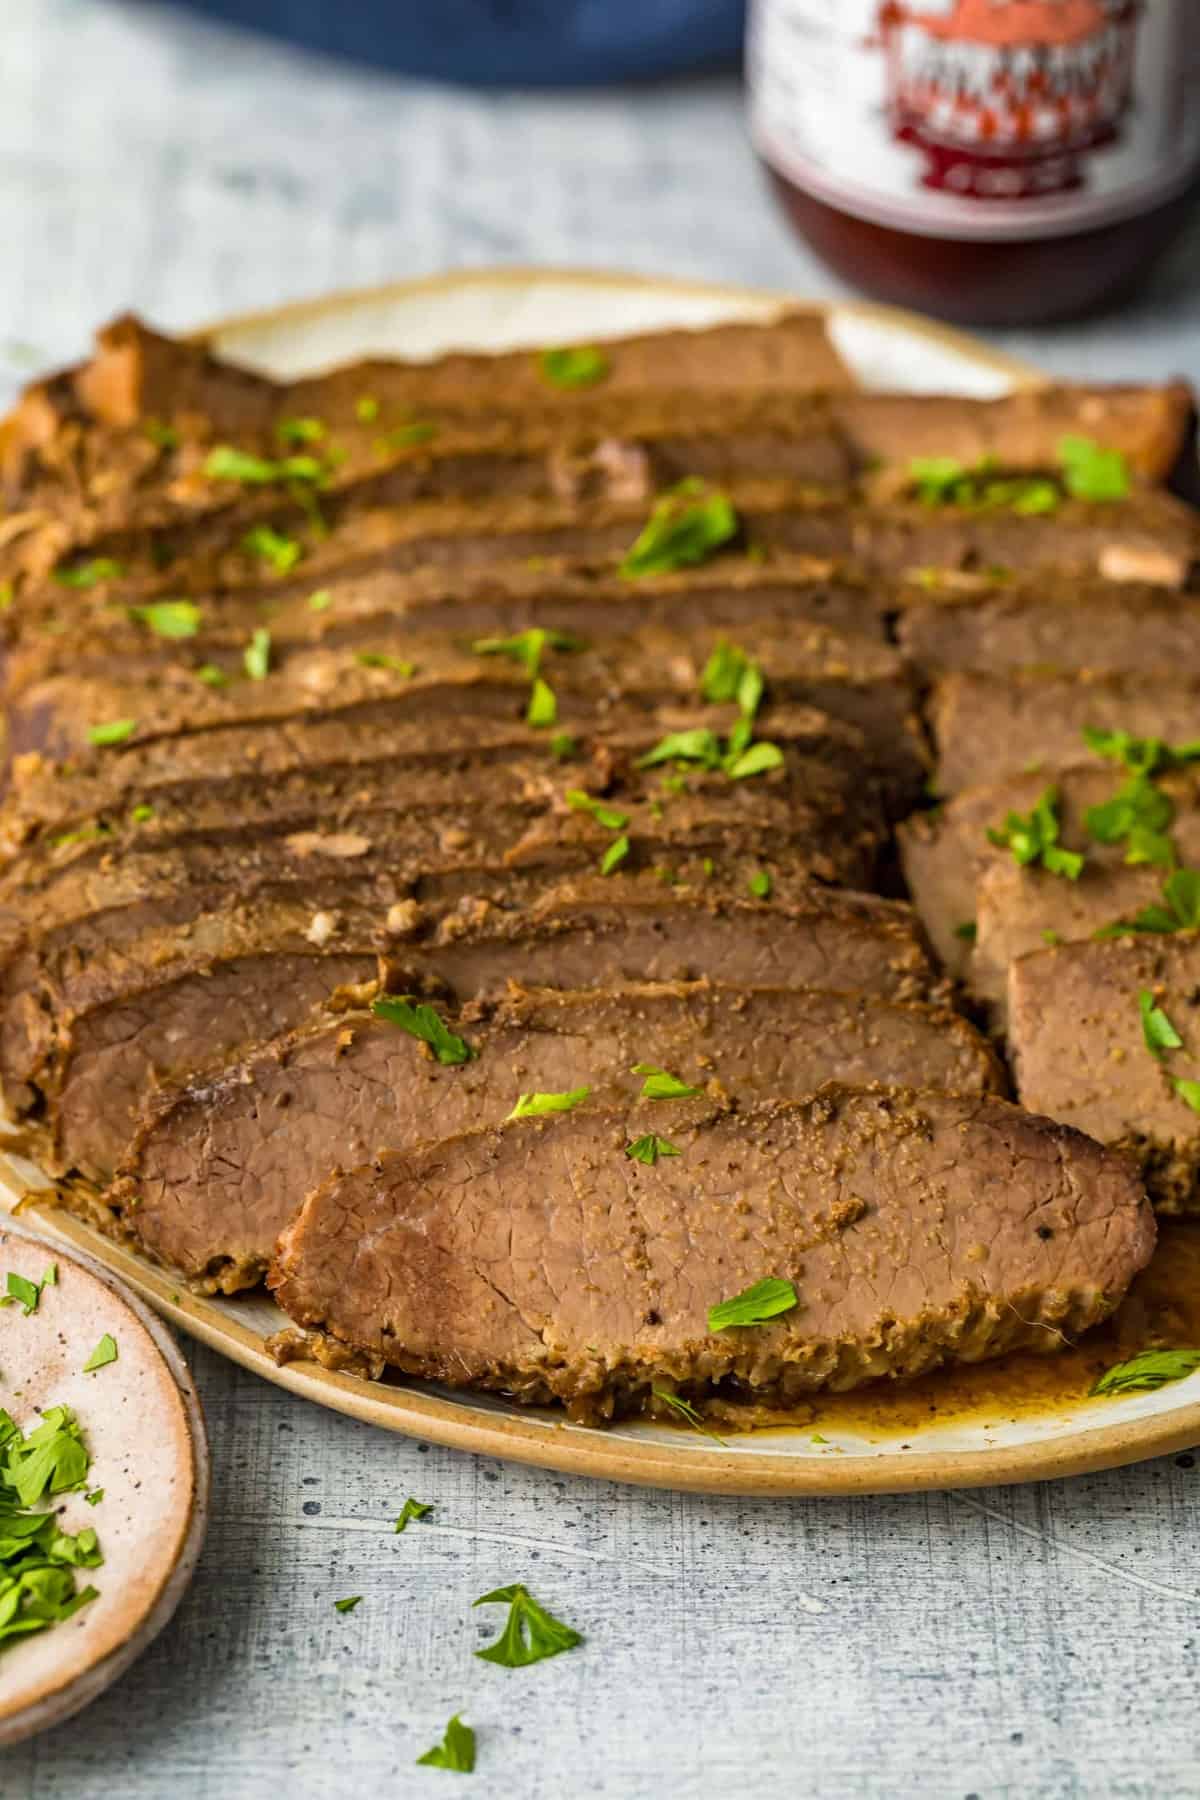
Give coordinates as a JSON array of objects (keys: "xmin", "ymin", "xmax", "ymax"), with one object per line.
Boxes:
[{"xmin": 175, "ymin": 0, "xmax": 747, "ymax": 85}]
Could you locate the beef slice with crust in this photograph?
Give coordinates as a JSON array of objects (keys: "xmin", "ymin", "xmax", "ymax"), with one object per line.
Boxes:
[
  {"xmin": 107, "ymin": 981, "xmax": 1003, "ymax": 1293},
  {"xmin": 267, "ymin": 1087, "xmax": 1155, "ymax": 1420},
  {"xmin": 1009, "ymin": 933, "xmax": 1200, "ymax": 1214}
]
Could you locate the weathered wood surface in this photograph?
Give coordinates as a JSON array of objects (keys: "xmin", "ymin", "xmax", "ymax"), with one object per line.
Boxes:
[{"xmin": 5, "ymin": 4, "xmax": 1200, "ymax": 1794}]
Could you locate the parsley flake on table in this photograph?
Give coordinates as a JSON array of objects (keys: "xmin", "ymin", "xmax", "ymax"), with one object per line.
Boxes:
[
  {"xmin": 83, "ymin": 1334, "xmax": 118, "ymax": 1373},
  {"xmin": 631, "ymin": 1063, "xmax": 701, "ymax": 1100},
  {"xmin": 242, "ymin": 525, "xmax": 302, "ymax": 573},
  {"xmin": 987, "ymin": 787, "xmax": 1083, "ymax": 879},
  {"xmin": 539, "ymin": 345, "xmax": 610, "ymax": 389},
  {"xmin": 416, "ymin": 1713, "xmax": 475, "ymax": 1773},
  {"xmin": 53, "ymin": 558, "xmax": 125, "ymax": 589},
  {"xmin": 625, "ymin": 1133, "xmax": 680, "ymax": 1166},
  {"xmin": 131, "ymin": 600, "xmax": 201, "ymax": 639},
  {"xmin": 371, "ymin": 998, "xmax": 474, "ymax": 1066},
  {"xmin": 1138, "ymin": 990, "xmax": 1183, "ymax": 1060},
  {"xmin": 619, "ymin": 479, "xmax": 738, "ymax": 579},
  {"xmin": 1091, "ymin": 1348, "xmax": 1200, "ymax": 1396},
  {"xmin": 88, "ymin": 718, "xmax": 138, "ymax": 747},
  {"xmin": 243, "ymin": 627, "xmax": 271, "ymax": 681},
  {"xmin": 708, "ymin": 1277, "xmax": 798, "ymax": 1333},
  {"xmin": 333, "ymin": 1596, "xmax": 362, "ymax": 1614},
  {"xmin": 599, "ymin": 834, "xmax": 630, "ymax": 876},
  {"xmin": 506, "ymin": 1088, "xmax": 590, "ymax": 1121},
  {"xmin": 565, "ymin": 790, "xmax": 628, "ymax": 831},
  {"xmin": 473, "ymin": 1583, "xmax": 583, "ymax": 1667},
  {"xmin": 394, "ymin": 1497, "xmax": 433, "ymax": 1534},
  {"xmin": 1058, "ymin": 435, "xmax": 1131, "ymax": 503}
]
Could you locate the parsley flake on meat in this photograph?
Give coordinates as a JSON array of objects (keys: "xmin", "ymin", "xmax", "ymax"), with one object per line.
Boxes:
[
  {"xmin": 204, "ymin": 446, "xmax": 324, "ymax": 485},
  {"xmin": 1173, "ymin": 1079, "xmax": 1200, "ymax": 1115},
  {"xmin": 625, "ymin": 1133, "xmax": 681, "ymax": 1166},
  {"xmin": 700, "ymin": 641, "xmax": 764, "ymax": 719},
  {"xmin": 471, "ymin": 629, "xmax": 582, "ymax": 676},
  {"xmin": 1097, "ymin": 868, "xmax": 1200, "ymax": 937},
  {"xmin": 1085, "ymin": 771, "xmax": 1175, "ymax": 869},
  {"xmin": 632, "ymin": 1063, "xmax": 701, "ymax": 1100},
  {"xmin": 88, "ymin": 718, "xmax": 138, "ymax": 747},
  {"xmin": 539, "ymin": 345, "xmax": 610, "ymax": 389},
  {"xmin": 243, "ymin": 627, "xmax": 271, "ymax": 682},
  {"xmin": 195, "ymin": 664, "xmax": 229, "ymax": 687},
  {"xmin": 417, "ymin": 1714, "xmax": 475, "ymax": 1772},
  {"xmin": 708, "ymin": 1277, "xmax": 798, "ymax": 1333},
  {"xmin": 526, "ymin": 678, "xmax": 557, "ymax": 728},
  {"xmin": 1091, "ymin": 1348, "xmax": 1200, "ymax": 1396},
  {"xmin": 130, "ymin": 600, "xmax": 201, "ymax": 639},
  {"xmin": 987, "ymin": 787, "xmax": 1083, "ymax": 880},
  {"xmin": 619, "ymin": 479, "xmax": 738, "ymax": 579},
  {"xmin": 1138, "ymin": 990, "xmax": 1183, "ymax": 1060},
  {"xmin": 473, "ymin": 1583, "xmax": 583, "ymax": 1667},
  {"xmin": 354, "ymin": 652, "xmax": 415, "ymax": 675},
  {"xmin": 1058, "ymin": 435, "xmax": 1131, "ymax": 503},
  {"xmin": 565, "ymin": 790, "xmax": 628, "ymax": 831},
  {"xmin": 376, "ymin": 422, "xmax": 437, "ymax": 451},
  {"xmin": 1083, "ymin": 727, "xmax": 1200, "ymax": 776},
  {"xmin": 53, "ymin": 558, "xmax": 124, "ymax": 589},
  {"xmin": 242, "ymin": 525, "xmax": 302, "ymax": 573},
  {"xmin": 372, "ymin": 998, "xmax": 474, "ymax": 1066},
  {"xmin": 650, "ymin": 1388, "xmax": 726, "ymax": 1446},
  {"xmin": 600, "ymin": 834, "xmax": 630, "ymax": 875},
  {"xmin": 307, "ymin": 589, "xmax": 333, "ymax": 612},
  {"xmin": 394, "ymin": 1497, "xmax": 433, "ymax": 1534},
  {"xmin": 506, "ymin": 1088, "xmax": 590, "ymax": 1121},
  {"xmin": 276, "ymin": 417, "xmax": 325, "ymax": 445},
  {"xmin": 748, "ymin": 869, "xmax": 772, "ymax": 899}
]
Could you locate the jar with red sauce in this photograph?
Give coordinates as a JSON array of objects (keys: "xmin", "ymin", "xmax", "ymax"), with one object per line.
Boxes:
[{"xmin": 748, "ymin": 0, "xmax": 1200, "ymax": 326}]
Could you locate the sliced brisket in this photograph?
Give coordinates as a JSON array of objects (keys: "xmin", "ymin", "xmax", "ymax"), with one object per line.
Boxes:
[
  {"xmin": 267, "ymin": 1086, "xmax": 1154, "ymax": 1417},
  {"xmin": 108, "ymin": 982, "xmax": 1003, "ymax": 1291}
]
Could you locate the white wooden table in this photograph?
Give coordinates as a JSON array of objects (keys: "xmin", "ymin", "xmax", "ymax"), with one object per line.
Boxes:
[{"xmin": 5, "ymin": 6, "xmax": 1200, "ymax": 1795}]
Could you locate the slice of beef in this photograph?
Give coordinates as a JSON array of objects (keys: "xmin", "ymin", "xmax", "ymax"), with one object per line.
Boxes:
[
  {"xmin": 108, "ymin": 982, "xmax": 1004, "ymax": 1291},
  {"xmin": 267, "ymin": 1086, "xmax": 1154, "ymax": 1417},
  {"xmin": 2, "ymin": 698, "xmax": 867, "ymax": 853},
  {"xmin": 8, "ymin": 619, "xmax": 923, "ymax": 805},
  {"xmin": 897, "ymin": 575, "xmax": 1200, "ymax": 679},
  {"xmin": 931, "ymin": 670, "xmax": 1200, "ymax": 793},
  {"xmin": 1009, "ymin": 933, "xmax": 1200, "ymax": 1214},
  {"xmin": 899, "ymin": 764, "xmax": 1200, "ymax": 980},
  {"xmin": 31, "ymin": 878, "xmax": 940, "ymax": 1180}
]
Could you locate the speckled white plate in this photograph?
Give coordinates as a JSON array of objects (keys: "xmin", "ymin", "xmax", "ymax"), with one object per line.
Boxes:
[{"xmin": 1, "ymin": 267, "xmax": 1195, "ymax": 1495}]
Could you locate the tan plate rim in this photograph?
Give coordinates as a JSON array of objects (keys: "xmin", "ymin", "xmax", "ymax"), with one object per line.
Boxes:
[
  {"xmin": 8, "ymin": 265, "xmax": 1194, "ymax": 1497},
  {"xmin": 0, "ymin": 1222, "xmax": 210, "ymax": 1745}
]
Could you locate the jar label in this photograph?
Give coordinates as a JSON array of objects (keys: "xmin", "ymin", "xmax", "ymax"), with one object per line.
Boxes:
[{"xmin": 749, "ymin": 0, "xmax": 1200, "ymax": 240}]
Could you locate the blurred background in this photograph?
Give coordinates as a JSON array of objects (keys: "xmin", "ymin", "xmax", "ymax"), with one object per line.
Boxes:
[{"xmin": 5, "ymin": 0, "xmax": 1199, "ymax": 402}]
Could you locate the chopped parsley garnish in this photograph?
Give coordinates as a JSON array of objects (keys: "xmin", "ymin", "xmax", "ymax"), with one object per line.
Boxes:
[
  {"xmin": 1041, "ymin": 929, "xmax": 1061, "ymax": 946},
  {"xmin": 376, "ymin": 422, "xmax": 437, "ymax": 451},
  {"xmin": 1085, "ymin": 770, "xmax": 1174, "ymax": 869},
  {"xmin": 372, "ymin": 998, "xmax": 474, "ymax": 1066},
  {"xmin": 1139, "ymin": 990, "xmax": 1183, "ymax": 1060},
  {"xmin": 85, "ymin": 1488, "xmax": 104, "ymax": 1507},
  {"xmin": 88, "ymin": 718, "xmax": 138, "ymax": 747},
  {"xmin": 526, "ymin": 678, "xmax": 557, "ymax": 728},
  {"xmin": 195, "ymin": 664, "xmax": 229, "ymax": 687},
  {"xmin": 632, "ymin": 1063, "xmax": 701, "ymax": 1101},
  {"xmin": 909, "ymin": 456, "xmax": 1060, "ymax": 515},
  {"xmin": 1, "ymin": 1273, "xmax": 41, "ymax": 1317},
  {"xmin": 539, "ymin": 345, "xmax": 610, "ymax": 390},
  {"xmin": 650, "ymin": 1387, "xmax": 726, "ymax": 1447},
  {"xmin": 276, "ymin": 417, "xmax": 325, "ymax": 445},
  {"xmin": 131, "ymin": 599, "xmax": 201, "ymax": 639},
  {"xmin": 954, "ymin": 921, "xmax": 977, "ymax": 943},
  {"xmin": 1097, "ymin": 867, "xmax": 1200, "ymax": 937},
  {"xmin": 619, "ymin": 479, "xmax": 738, "ymax": 579},
  {"xmin": 243, "ymin": 627, "xmax": 271, "ymax": 681},
  {"xmin": 355, "ymin": 395, "xmax": 379, "ymax": 424},
  {"xmin": 700, "ymin": 641, "xmax": 763, "ymax": 719},
  {"xmin": 506, "ymin": 1088, "xmax": 590, "ymax": 1121},
  {"xmin": 204, "ymin": 445, "xmax": 324, "ymax": 485},
  {"xmin": 471, "ymin": 628, "xmax": 582, "ymax": 676},
  {"xmin": 636, "ymin": 725, "xmax": 783, "ymax": 783},
  {"xmin": 394, "ymin": 1497, "xmax": 433, "ymax": 1534},
  {"xmin": 565, "ymin": 790, "xmax": 628, "ymax": 831},
  {"xmin": 242, "ymin": 525, "xmax": 302, "ymax": 573},
  {"xmin": 143, "ymin": 419, "xmax": 179, "ymax": 450},
  {"xmin": 726, "ymin": 740, "xmax": 785, "ymax": 780},
  {"xmin": 354, "ymin": 652, "xmax": 415, "ymax": 675},
  {"xmin": 550, "ymin": 733, "xmax": 578, "ymax": 762},
  {"xmin": 1059, "ymin": 435, "xmax": 1131, "ymax": 503},
  {"xmin": 1091, "ymin": 1348, "xmax": 1200, "ymax": 1396},
  {"xmin": 53, "ymin": 558, "xmax": 124, "ymax": 589},
  {"xmin": 748, "ymin": 869, "xmax": 772, "ymax": 899},
  {"xmin": 0, "ymin": 1404, "xmax": 102, "ymax": 1647},
  {"xmin": 473, "ymin": 1583, "xmax": 583, "ymax": 1667},
  {"xmin": 625, "ymin": 1133, "xmax": 681, "ymax": 1166},
  {"xmin": 707, "ymin": 1277, "xmax": 798, "ymax": 1333},
  {"xmin": 1174, "ymin": 1079, "xmax": 1200, "ymax": 1115},
  {"xmin": 417, "ymin": 1714, "xmax": 475, "ymax": 1773},
  {"xmin": 0, "ymin": 582, "xmax": 11, "ymax": 612},
  {"xmin": 987, "ymin": 787, "xmax": 1082, "ymax": 880},
  {"xmin": 600, "ymin": 834, "xmax": 630, "ymax": 876},
  {"xmin": 307, "ymin": 589, "xmax": 333, "ymax": 612},
  {"xmin": 909, "ymin": 457, "xmax": 967, "ymax": 504},
  {"xmin": 333, "ymin": 1596, "xmax": 362, "ymax": 1613},
  {"xmin": 82, "ymin": 1334, "xmax": 118, "ymax": 1373},
  {"xmin": 1083, "ymin": 727, "xmax": 1200, "ymax": 776}
]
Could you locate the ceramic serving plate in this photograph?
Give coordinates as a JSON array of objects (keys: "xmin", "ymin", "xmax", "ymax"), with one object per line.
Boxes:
[{"xmin": 2, "ymin": 267, "xmax": 1197, "ymax": 1495}]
